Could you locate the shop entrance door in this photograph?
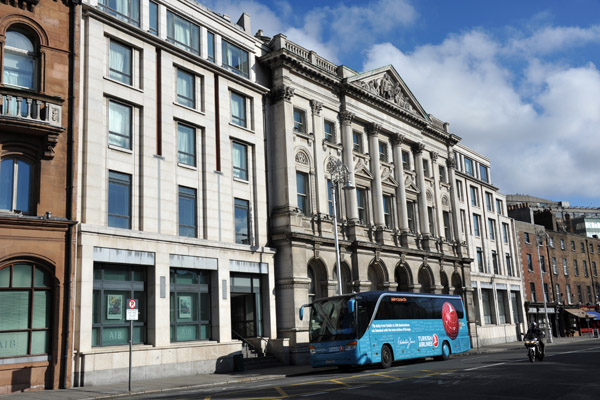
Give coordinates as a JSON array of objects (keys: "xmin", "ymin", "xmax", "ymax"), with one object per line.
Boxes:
[{"xmin": 231, "ymin": 293, "xmax": 256, "ymax": 338}]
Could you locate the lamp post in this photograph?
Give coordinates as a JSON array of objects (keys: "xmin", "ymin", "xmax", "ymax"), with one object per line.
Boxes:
[
  {"xmin": 535, "ymin": 230, "xmax": 553, "ymax": 343},
  {"xmin": 329, "ymin": 157, "xmax": 353, "ymax": 295}
]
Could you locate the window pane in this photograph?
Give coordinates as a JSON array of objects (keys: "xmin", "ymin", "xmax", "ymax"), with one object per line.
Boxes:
[
  {"xmin": 16, "ymin": 160, "xmax": 32, "ymax": 213},
  {"xmin": 103, "ymin": 291, "xmax": 127, "ymax": 323},
  {"xmin": 167, "ymin": 11, "xmax": 199, "ymax": 54},
  {"xmin": 231, "ymin": 93, "xmax": 246, "ymax": 127},
  {"xmin": 99, "ymin": 0, "xmax": 140, "ymax": 26},
  {"xmin": 101, "ymin": 326, "xmax": 129, "ymax": 345},
  {"xmin": 179, "ymin": 186, "xmax": 197, "ymax": 237},
  {"xmin": 222, "ymin": 40, "xmax": 249, "ymax": 77},
  {"xmin": 109, "ymin": 101, "xmax": 132, "ymax": 149},
  {"xmin": 108, "ymin": 171, "xmax": 131, "ymax": 228},
  {"xmin": 176, "ymin": 69, "xmax": 195, "ymax": 108},
  {"xmin": 103, "ymin": 267, "xmax": 129, "ymax": 281},
  {"xmin": 31, "ymin": 330, "xmax": 49, "ymax": 354},
  {"xmin": 235, "ymin": 198, "xmax": 249, "ymax": 244},
  {"xmin": 0, "ymin": 291, "xmax": 29, "ymax": 330},
  {"xmin": 232, "ymin": 142, "xmax": 248, "ymax": 180},
  {"xmin": 178, "ymin": 124, "xmax": 196, "ymax": 166},
  {"xmin": 148, "ymin": 1, "xmax": 158, "ymax": 34},
  {"xmin": 176, "ymin": 292, "xmax": 198, "ymax": 322},
  {"xmin": 0, "ymin": 267, "xmax": 9, "ymax": 287},
  {"xmin": 109, "ymin": 41, "xmax": 132, "ymax": 85},
  {"xmin": 34, "ymin": 266, "xmax": 51, "ymax": 288},
  {"xmin": 32, "ymin": 290, "xmax": 50, "ymax": 328},
  {"xmin": 4, "ymin": 50, "xmax": 34, "ymax": 89},
  {"xmin": 0, "ymin": 331, "xmax": 28, "ymax": 357},
  {"xmin": 0, "ymin": 159, "xmax": 15, "ymax": 210},
  {"xmin": 13, "ymin": 264, "xmax": 32, "ymax": 287},
  {"xmin": 207, "ymin": 31, "xmax": 215, "ymax": 61}
]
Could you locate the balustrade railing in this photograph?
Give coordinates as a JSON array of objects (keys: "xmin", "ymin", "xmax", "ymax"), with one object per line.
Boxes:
[{"xmin": 0, "ymin": 90, "xmax": 62, "ymax": 128}]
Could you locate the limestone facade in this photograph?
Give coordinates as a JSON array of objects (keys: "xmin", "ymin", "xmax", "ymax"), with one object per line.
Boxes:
[
  {"xmin": 260, "ymin": 35, "xmax": 474, "ymax": 362},
  {"xmin": 75, "ymin": 0, "xmax": 276, "ymax": 386},
  {"xmin": 453, "ymin": 144, "xmax": 525, "ymax": 346}
]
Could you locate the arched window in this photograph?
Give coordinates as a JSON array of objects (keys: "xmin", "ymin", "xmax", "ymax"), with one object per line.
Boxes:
[
  {"xmin": 418, "ymin": 267, "xmax": 432, "ymax": 293},
  {"xmin": 0, "ymin": 262, "xmax": 52, "ymax": 357},
  {"xmin": 333, "ymin": 263, "xmax": 352, "ymax": 295},
  {"xmin": 0, "ymin": 158, "xmax": 33, "ymax": 214},
  {"xmin": 4, "ymin": 28, "xmax": 36, "ymax": 89},
  {"xmin": 368, "ymin": 264, "xmax": 385, "ymax": 291},
  {"xmin": 395, "ymin": 266, "xmax": 410, "ymax": 292}
]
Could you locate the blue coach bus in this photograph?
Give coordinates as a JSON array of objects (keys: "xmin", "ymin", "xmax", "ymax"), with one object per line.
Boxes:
[{"xmin": 299, "ymin": 291, "xmax": 471, "ymax": 368}]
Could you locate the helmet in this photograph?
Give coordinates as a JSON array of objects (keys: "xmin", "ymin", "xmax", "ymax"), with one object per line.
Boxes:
[{"xmin": 530, "ymin": 322, "xmax": 537, "ymax": 329}]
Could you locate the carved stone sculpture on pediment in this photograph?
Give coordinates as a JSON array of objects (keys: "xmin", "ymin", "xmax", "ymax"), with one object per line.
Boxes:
[
  {"xmin": 404, "ymin": 174, "xmax": 420, "ymax": 193},
  {"xmin": 295, "ymin": 150, "xmax": 310, "ymax": 165},
  {"xmin": 339, "ymin": 110, "xmax": 354, "ymax": 125},
  {"xmin": 310, "ymin": 100, "xmax": 322, "ymax": 116},
  {"xmin": 272, "ymin": 85, "xmax": 295, "ymax": 102},
  {"xmin": 354, "ymin": 74, "xmax": 415, "ymax": 112}
]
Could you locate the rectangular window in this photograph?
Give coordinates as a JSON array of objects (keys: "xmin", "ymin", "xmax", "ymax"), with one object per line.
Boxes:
[
  {"xmin": 577, "ymin": 285, "xmax": 583, "ymax": 303},
  {"xmin": 477, "ymin": 247, "xmax": 484, "ymax": 273},
  {"xmin": 549, "ymin": 237, "xmax": 554, "ymax": 247},
  {"xmin": 540, "ymin": 255, "xmax": 545, "ymax": 273},
  {"xmin": 497, "ymin": 290, "xmax": 508, "ymax": 324},
  {"xmin": 327, "ymin": 180, "xmax": 340, "ymax": 217},
  {"xmin": 296, "ymin": 172, "xmax": 309, "ymax": 215},
  {"xmin": 581, "ymin": 242, "xmax": 585, "ymax": 253},
  {"xmin": 584, "ymin": 260, "xmax": 589, "ymax": 277},
  {"xmin": 231, "ymin": 92, "xmax": 247, "ymax": 127},
  {"xmin": 530, "ymin": 282, "xmax": 537, "ymax": 302},
  {"xmin": 470, "ymin": 186, "xmax": 478, "ymax": 206},
  {"xmin": 587, "ymin": 286, "xmax": 593, "ymax": 303},
  {"xmin": 402, "ymin": 150, "xmax": 410, "ymax": 170},
  {"xmin": 591, "ymin": 244, "xmax": 594, "ymax": 253},
  {"xmin": 99, "ymin": 0, "xmax": 140, "ymax": 26},
  {"xmin": 222, "ymin": 40, "xmax": 249, "ymax": 78},
  {"xmin": 108, "ymin": 171, "xmax": 131, "ymax": 229},
  {"xmin": 234, "ymin": 198, "xmax": 250, "ymax": 244},
  {"xmin": 167, "ymin": 11, "xmax": 199, "ymax": 54},
  {"xmin": 464, "ymin": 157, "xmax": 474, "ymax": 177},
  {"xmin": 481, "ymin": 289, "xmax": 494, "ymax": 324},
  {"xmin": 566, "ymin": 285, "xmax": 572, "ymax": 304},
  {"xmin": 560, "ymin": 239, "xmax": 565, "ymax": 250},
  {"xmin": 293, "ymin": 108, "xmax": 306, "ymax": 133},
  {"xmin": 207, "ymin": 31, "xmax": 215, "ymax": 62},
  {"xmin": 460, "ymin": 209, "xmax": 466, "ymax": 233},
  {"xmin": 427, "ymin": 206, "xmax": 435, "ymax": 235},
  {"xmin": 556, "ymin": 284, "xmax": 561, "ymax": 303},
  {"xmin": 148, "ymin": 1, "xmax": 158, "ymax": 35},
  {"xmin": 352, "ymin": 131, "xmax": 363, "ymax": 153},
  {"xmin": 324, "ymin": 120, "xmax": 335, "ymax": 143},
  {"xmin": 178, "ymin": 186, "xmax": 197, "ymax": 237},
  {"xmin": 571, "ymin": 240, "xmax": 576, "ymax": 251},
  {"xmin": 502, "ymin": 223, "xmax": 509, "ymax": 243},
  {"xmin": 473, "ymin": 214, "xmax": 481, "ymax": 236},
  {"xmin": 379, "ymin": 141, "xmax": 387, "ymax": 162},
  {"xmin": 492, "ymin": 251, "xmax": 499, "ymax": 274},
  {"xmin": 109, "ymin": 40, "xmax": 132, "ymax": 85},
  {"xmin": 485, "ymin": 192, "xmax": 494, "ymax": 212},
  {"xmin": 496, "ymin": 199, "xmax": 503, "ymax": 215},
  {"xmin": 552, "ymin": 257, "xmax": 557, "ymax": 274},
  {"xmin": 170, "ymin": 269, "xmax": 211, "ymax": 342},
  {"xmin": 356, "ymin": 188, "xmax": 367, "ymax": 224},
  {"xmin": 407, "ymin": 201, "xmax": 416, "ymax": 233},
  {"xmin": 479, "ymin": 165, "xmax": 489, "ymax": 183},
  {"xmin": 439, "ymin": 165, "xmax": 447, "ymax": 183},
  {"xmin": 563, "ymin": 258, "xmax": 568, "ymax": 275},
  {"xmin": 544, "ymin": 283, "xmax": 550, "ymax": 303},
  {"xmin": 506, "ymin": 254, "xmax": 512, "ymax": 277},
  {"xmin": 0, "ymin": 158, "xmax": 33, "ymax": 214},
  {"xmin": 488, "ymin": 218, "xmax": 496, "ymax": 240},
  {"xmin": 456, "ymin": 179, "xmax": 463, "ymax": 201},
  {"xmin": 176, "ymin": 69, "xmax": 195, "ymax": 108},
  {"xmin": 423, "ymin": 159, "xmax": 430, "ymax": 178},
  {"xmin": 92, "ymin": 264, "xmax": 145, "ymax": 346},
  {"xmin": 232, "ymin": 142, "xmax": 248, "ymax": 181},
  {"xmin": 524, "ymin": 232, "xmax": 530, "ymax": 244},
  {"xmin": 594, "ymin": 261, "xmax": 598, "ymax": 277},
  {"xmin": 574, "ymin": 260, "xmax": 579, "ymax": 276},
  {"xmin": 177, "ymin": 123, "xmax": 196, "ymax": 166},
  {"xmin": 383, "ymin": 195, "xmax": 392, "ymax": 227},
  {"xmin": 527, "ymin": 253, "xmax": 533, "ymax": 271},
  {"xmin": 108, "ymin": 100, "xmax": 132, "ymax": 149},
  {"xmin": 443, "ymin": 211, "xmax": 451, "ymax": 239}
]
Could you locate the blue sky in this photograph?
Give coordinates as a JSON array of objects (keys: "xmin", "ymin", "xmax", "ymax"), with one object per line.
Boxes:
[{"xmin": 204, "ymin": 0, "xmax": 600, "ymax": 207}]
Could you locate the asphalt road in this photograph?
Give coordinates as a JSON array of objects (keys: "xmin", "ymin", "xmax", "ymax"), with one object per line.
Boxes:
[{"xmin": 129, "ymin": 341, "xmax": 600, "ymax": 400}]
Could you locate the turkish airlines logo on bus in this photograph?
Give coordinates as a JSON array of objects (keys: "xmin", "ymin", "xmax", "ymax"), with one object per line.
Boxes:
[
  {"xmin": 432, "ymin": 334, "xmax": 439, "ymax": 347},
  {"xmin": 442, "ymin": 301, "xmax": 459, "ymax": 340}
]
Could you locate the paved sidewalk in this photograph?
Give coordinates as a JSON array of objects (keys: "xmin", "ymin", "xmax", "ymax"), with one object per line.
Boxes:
[{"xmin": 2, "ymin": 336, "xmax": 597, "ymax": 400}]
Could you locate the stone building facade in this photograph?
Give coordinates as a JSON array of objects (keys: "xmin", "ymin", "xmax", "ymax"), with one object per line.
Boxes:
[
  {"xmin": 453, "ymin": 145, "xmax": 525, "ymax": 346},
  {"xmin": 261, "ymin": 35, "xmax": 474, "ymax": 362},
  {"xmin": 74, "ymin": 0, "xmax": 277, "ymax": 386},
  {"xmin": 0, "ymin": 0, "xmax": 79, "ymax": 393}
]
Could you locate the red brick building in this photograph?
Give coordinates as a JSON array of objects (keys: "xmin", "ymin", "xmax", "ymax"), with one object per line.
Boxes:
[{"xmin": 0, "ymin": 0, "xmax": 79, "ymax": 393}]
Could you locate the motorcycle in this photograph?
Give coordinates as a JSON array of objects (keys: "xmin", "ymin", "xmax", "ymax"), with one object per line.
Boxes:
[{"xmin": 524, "ymin": 335, "xmax": 544, "ymax": 362}]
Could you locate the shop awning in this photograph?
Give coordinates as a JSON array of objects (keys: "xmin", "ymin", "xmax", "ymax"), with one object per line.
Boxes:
[
  {"xmin": 586, "ymin": 311, "xmax": 600, "ymax": 321},
  {"xmin": 564, "ymin": 308, "xmax": 596, "ymax": 319}
]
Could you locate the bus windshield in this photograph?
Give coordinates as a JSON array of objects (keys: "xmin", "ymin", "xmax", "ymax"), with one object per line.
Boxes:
[{"xmin": 309, "ymin": 297, "xmax": 356, "ymax": 342}]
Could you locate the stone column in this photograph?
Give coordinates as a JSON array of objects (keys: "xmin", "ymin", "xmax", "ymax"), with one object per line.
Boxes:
[
  {"xmin": 310, "ymin": 100, "xmax": 325, "ymax": 216},
  {"xmin": 340, "ymin": 110, "xmax": 358, "ymax": 222},
  {"xmin": 367, "ymin": 123, "xmax": 385, "ymax": 228},
  {"xmin": 392, "ymin": 133, "xmax": 409, "ymax": 233},
  {"xmin": 431, "ymin": 151, "xmax": 444, "ymax": 239},
  {"xmin": 447, "ymin": 157, "xmax": 461, "ymax": 243},
  {"xmin": 414, "ymin": 143, "xmax": 430, "ymax": 237}
]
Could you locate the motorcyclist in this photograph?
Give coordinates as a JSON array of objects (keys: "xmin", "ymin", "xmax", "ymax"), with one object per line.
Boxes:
[{"xmin": 525, "ymin": 321, "xmax": 545, "ymax": 354}]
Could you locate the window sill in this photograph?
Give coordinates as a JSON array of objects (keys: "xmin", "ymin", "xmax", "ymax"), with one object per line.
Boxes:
[
  {"xmin": 229, "ymin": 122, "xmax": 254, "ymax": 134},
  {"xmin": 178, "ymin": 162, "xmax": 198, "ymax": 171},
  {"xmin": 0, "ymin": 355, "xmax": 50, "ymax": 365},
  {"xmin": 233, "ymin": 177, "xmax": 249, "ymax": 184},
  {"xmin": 108, "ymin": 144, "xmax": 133, "ymax": 154},
  {"xmin": 174, "ymin": 102, "xmax": 205, "ymax": 115},
  {"xmin": 104, "ymin": 76, "xmax": 143, "ymax": 93}
]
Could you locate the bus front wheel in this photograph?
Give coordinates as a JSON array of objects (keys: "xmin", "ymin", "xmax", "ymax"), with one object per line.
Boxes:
[
  {"xmin": 381, "ymin": 344, "xmax": 393, "ymax": 369},
  {"xmin": 436, "ymin": 341, "xmax": 451, "ymax": 361}
]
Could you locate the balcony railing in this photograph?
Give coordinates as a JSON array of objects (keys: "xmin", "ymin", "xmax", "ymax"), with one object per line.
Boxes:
[{"xmin": 0, "ymin": 89, "xmax": 62, "ymax": 129}]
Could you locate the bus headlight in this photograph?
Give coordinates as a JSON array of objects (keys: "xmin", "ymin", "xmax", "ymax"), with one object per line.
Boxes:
[
  {"xmin": 345, "ymin": 341, "xmax": 357, "ymax": 351},
  {"xmin": 309, "ymin": 345, "xmax": 316, "ymax": 354}
]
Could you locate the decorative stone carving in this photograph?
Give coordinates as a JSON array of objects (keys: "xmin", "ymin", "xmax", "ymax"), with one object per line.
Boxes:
[
  {"xmin": 391, "ymin": 133, "xmax": 405, "ymax": 146},
  {"xmin": 442, "ymin": 195, "xmax": 449, "ymax": 206},
  {"xmin": 272, "ymin": 85, "xmax": 295, "ymax": 102},
  {"xmin": 354, "ymin": 73, "xmax": 414, "ymax": 112},
  {"xmin": 426, "ymin": 190, "xmax": 433, "ymax": 202},
  {"xmin": 339, "ymin": 110, "xmax": 354, "ymax": 125},
  {"xmin": 295, "ymin": 151, "xmax": 309, "ymax": 165},
  {"xmin": 367, "ymin": 122, "xmax": 381, "ymax": 137},
  {"xmin": 446, "ymin": 157, "xmax": 456, "ymax": 169},
  {"xmin": 310, "ymin": 100, "xmax": 322, "ymax": 116},
  {"xmin": 430, "ymin": 151, "xmax": 439, "ymax": 163},
  {"xmin": 413, "ymin": 142, "xmax": 425, "ymax": 154}
]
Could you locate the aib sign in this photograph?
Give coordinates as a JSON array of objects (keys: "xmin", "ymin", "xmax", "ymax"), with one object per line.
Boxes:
[{"xmin": 442, "ymin": 301, "xmax": 459, "ymax": 340}]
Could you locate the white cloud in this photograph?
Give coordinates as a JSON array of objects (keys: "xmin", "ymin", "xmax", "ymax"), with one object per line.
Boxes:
[
  {"xmin": 507, "ymin": 25, "xmax": 600, "ymax": 56},
  {"xmin": 362, "ymin": 29, "xmax": 600, "ymax": 203}
]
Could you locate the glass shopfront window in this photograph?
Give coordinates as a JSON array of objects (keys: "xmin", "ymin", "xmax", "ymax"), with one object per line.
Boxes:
[
  {"xmin": 170, "ymin": 269, "xmax": 211, "ymax": 342},
  {"xmin": 92, "ymin": 263, "xmax": 146, "ymax": 346}
]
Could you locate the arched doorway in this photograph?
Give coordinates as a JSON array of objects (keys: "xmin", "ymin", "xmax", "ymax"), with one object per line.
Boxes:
[
  {"xmin": 368, "ymin": 263, "xmax": 385, "ymax": 291},
  {"xmin": 307, "ymin": 259, "xmax": 327, "ymax": 302},
  {"xmin": 418, "ymin": 266, "xmax": 433, "ymax": 293},
  {"xmin": 394, "ymin": 265, "xmax": 411, "ymax": 292},
  {"xmin": 452, "ymin": 272, "xmax": 463, "ymax": 296},
  {"xmin": 440, "ymin": 271, "xmax": 450, "ymax": 294},
  {"xmin": 333, "ymin": 262, "xmax": 352, "ymax": 294}
]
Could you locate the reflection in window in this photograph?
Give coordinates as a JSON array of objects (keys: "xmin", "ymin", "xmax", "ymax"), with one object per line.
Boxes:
[
  {"xmin": 296, "ymin": 172, "xmax": 309, "ymax": 215},
  {"xmin": 108, "ymin": 171, "xmax": 131, "ymax": 229},
  {"xmin": 167, "ymin": 11, "xmax": 199, "ymax": 54},
  {"xmin": 170, "ymin": 269, "xmax": 210, "ymax": 341},
  {"xmin": 293, "ymin": 108, "xmax": 305, "ymax": 133},
  {"xmin": 4, "ymin": 30, "xmax": 36, "ymax": 89},
  {"xmin": 109, "ymin": 40, "xmax": 132, "ymax": 85},
  {"xmin": 324, "ymin": 120, "xmax": 335, "ymax": 143},
  {"xmin": 0, "ymin": 158, "xmax": 33, "ymax": 214},
  {"xmin": 207, "ymin": 31, "xmax": 215, "ymax": 62},
  {"xmin": 231, "ymin": 92, "xmax": 247, "ymax": 127},
  {"xmin": 178, "ymin": 186, "xmax": 197, "ymax": 237},
  {"xmin": 234, "ymin": 198, "xmax": 250, "ymax": 244},
  {"xmin": 176, "ymin": 69, "xmax": 195, "ymax": 108},
  {"xmin": 148, "ymin": 1, "xmax": 158, "ymax": 35},
  {"xmin": 98, "ymin": 0, "xmax": 140, "ymax": 26},
  {"xmin": 0, "ymin": 263, "xmax": 52, "ymax": 357},
  {"xmin": 232, "ymin": 142, "xmax": 248, "ymax": 180},
  {"xmin": 108, "ymin": 100, "xmax": 132, "ymax": 149},
  {"xmin": 222, "ymin": 40, "xmax": 249, "ymax": 78},
  {"xmin": 177, "ymin": 123, "xmax": 196, "ymax": 166}
]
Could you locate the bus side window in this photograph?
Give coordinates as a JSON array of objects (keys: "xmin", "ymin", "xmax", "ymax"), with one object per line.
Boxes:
[{"xmin": 375, "ymin": 297, "xmax": 391, "ymax": 320}]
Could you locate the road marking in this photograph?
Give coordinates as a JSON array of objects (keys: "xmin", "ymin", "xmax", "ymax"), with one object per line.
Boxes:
[
  {"xmin": 330, "ymin": 379, "xmax": 351, "ymax": 387},
  {"xmin": 275, "ymin": 386, "xmax": 288, "ymax": 397},
  {"xmin": 464, "ymin": 362, "xmax": 506, "ymax": 371},
  {"xmin": 301, "ymin": 392, "xmax": 327, "ymax": 397},
  {"xmin": 344, "ymin": 385, "xmax": 368, "ymax": 390}
]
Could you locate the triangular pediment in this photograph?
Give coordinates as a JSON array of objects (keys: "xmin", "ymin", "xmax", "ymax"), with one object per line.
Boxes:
[
  {"xmin": 404, "ymin": 173, "xmax": 420, "ymax": 194},
  {"xmin": 381, "ymin": 166, "xmax": 398, "ymax": 188},
  {"xmin": 347, "ymin": 65, "xmax": 429, "ymax": 120},
  {"xmin": 354, "ymin": 159, "xmax": 373, "ymax": 180}
]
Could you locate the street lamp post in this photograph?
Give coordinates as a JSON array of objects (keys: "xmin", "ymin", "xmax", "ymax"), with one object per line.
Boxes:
[
  {"xmin": 535, "ymin": 231, "xmax": 554, "ymax": 343},
  {"xmin": 329, "ymin": 158, "xmax": 353, "ymax": 295}
]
